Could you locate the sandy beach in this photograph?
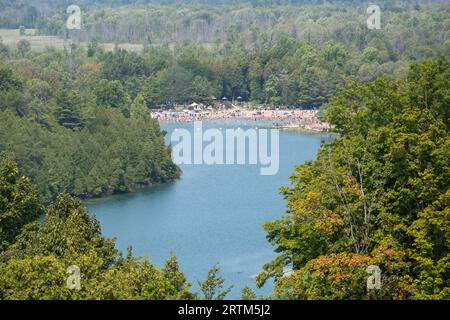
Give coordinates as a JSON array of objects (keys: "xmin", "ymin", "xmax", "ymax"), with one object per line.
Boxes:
[{"xmin": 151, "ymin": 108, "xmax": 331, "ymax": 132}]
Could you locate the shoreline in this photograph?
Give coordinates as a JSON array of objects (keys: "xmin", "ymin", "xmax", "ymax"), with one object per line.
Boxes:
[
  {"xmin": 152, "ymin": 108, "xmax": 331, "ymax": 133},
  {"xmin": 82, "ymin": 177, "xmax": 181, "ymax": 204}
]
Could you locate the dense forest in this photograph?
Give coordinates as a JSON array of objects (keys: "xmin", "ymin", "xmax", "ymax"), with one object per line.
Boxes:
[
  {"xmin": 48, "ymin": 2, "xmax": 450, "ymax": 48},
  {"xmin": 257, "ymin": 58, "xmax": 450, "ymax": 299},
  {"xmin": 0, "ymin": 44, "xmax": 180, "ymax": 202}
]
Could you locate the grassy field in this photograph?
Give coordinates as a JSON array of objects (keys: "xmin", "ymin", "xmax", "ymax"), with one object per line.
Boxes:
[
  {"xmin": 0, "ymin": 29, "xmax": 144, "ymax": 53},
  {"xmin": 0, "ymin": 29, "xmax": 66, "ymax": 52}
]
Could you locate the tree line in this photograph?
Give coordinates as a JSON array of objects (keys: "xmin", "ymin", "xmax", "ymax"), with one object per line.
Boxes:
[
  {"xmin": 34, "ymin": 4, "xmax": 450, "ymax": 108},
  {"xmin": 35, "ymin": 2, "xmax": 449, "ymax": 49}
]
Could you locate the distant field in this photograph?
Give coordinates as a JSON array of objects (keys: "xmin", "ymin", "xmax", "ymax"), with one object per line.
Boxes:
[
  {"xmin": 0, "ymin": 29, "xmax": 65, "ymax": 51},
  {"xmin": 0, "ymin": 29, "xmax": 144, "ymax": 53}
]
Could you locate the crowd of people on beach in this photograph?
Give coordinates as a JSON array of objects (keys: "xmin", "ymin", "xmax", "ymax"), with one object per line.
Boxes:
[{"xmin": 151, "ymin": 104, "xmax": 331, "ymax": 132}]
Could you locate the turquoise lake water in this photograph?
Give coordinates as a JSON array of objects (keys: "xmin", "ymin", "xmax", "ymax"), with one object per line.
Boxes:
[{"xmin": 86, "ymin": 121, "xmax": 332, "ymax": 298}]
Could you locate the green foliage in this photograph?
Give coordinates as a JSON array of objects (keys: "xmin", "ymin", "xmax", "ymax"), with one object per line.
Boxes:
[
  {"xmin": 0, "ymin": 67, "xmax": 22, "ymax": 91},
  {"xmin": 408, "ymin": 191, "xmax": 450, "ymax": 299},
  {"xmin": 273, "ymin": 250, "xmax": 411, "ymax": 300},
  {"xmin": 95, "ymin": 79, "xmax": 131, "ymax": 116},
  {"xmin": 0, "ymin": 51, "xmax": 180, "ymax": 202},
  {"xmin": 260, "ymin": 58, "xmax": 450, "ymax": 299},
  {"xmin": 0, "ymin": 158, "xmax": 44, "ymax": 251},
  {"xmin": 0, "ymin": 109, "xmax": 180, "ymax": 202},
  {"xmin": 0, "ymin": 169, "xmax": 196, "ymax": 300},
  {"xmin": 87, "ymin": 38, "xmax": 102, "ymax": 58},
  {"xmin": 100, "ymin": 49, "xmax": 149, "ymax": 81},
  {"xmin": 130, "ymin": 93, "xmax": 149, "ymax": 118},
  {"xmin": 0, "ymin": 163, "xmax": 238, "ymax": 300},
  {"xmin": 16, "ymin": 39, "xmax": 31, "ymax": 58},
  {"xmin": 54, "ymin": 89, "xmax": 84, "ymax": 129},
  {"xmin": 198, "ymin": 264, "xmax": 233, "ymax": 300},
  {"xmin": 0, "ymin": 255, "xmax": 68, "ymax": 300},
  {"xmin": 241, "ymin": 286, "xmax": 257, "ymax": 300},
  {"xmin": 2, "ymin": 3, "xmax": 448, "ymax": 109}
]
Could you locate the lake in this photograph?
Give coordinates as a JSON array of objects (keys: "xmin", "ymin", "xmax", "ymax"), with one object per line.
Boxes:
[{"xmin": 86, "ymin": 121, "xmax": 332, "ymax": 298}]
